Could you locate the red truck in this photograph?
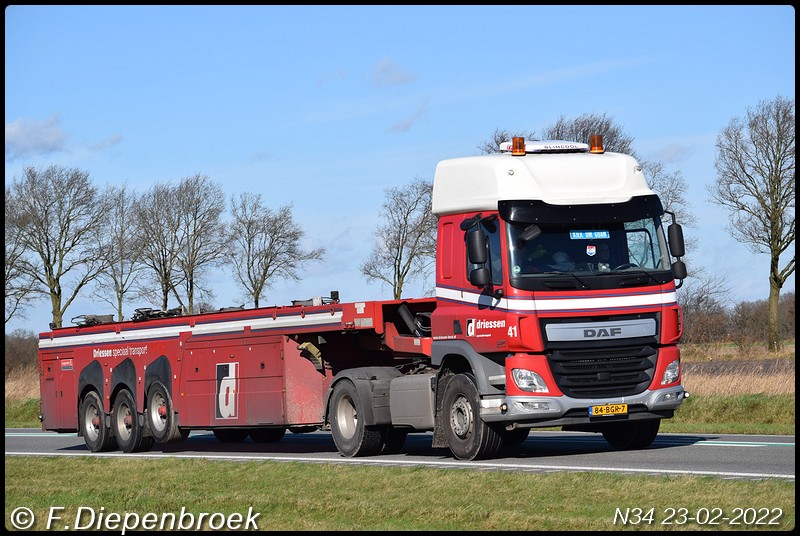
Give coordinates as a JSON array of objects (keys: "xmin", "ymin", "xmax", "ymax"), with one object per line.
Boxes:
[{"xmin": 38, "ymin": 136, "xmax": 688, "ymax": 460}]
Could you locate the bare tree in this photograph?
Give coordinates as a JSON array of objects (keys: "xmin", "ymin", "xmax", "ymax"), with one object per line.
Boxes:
[
  {"xmin": 92, "ymin": 184, "xmax": 144, "ymax": 321},
  {"xmin": 641, "ymin": 161, "xmax": 698, "ymax": 254},
  {"xmin": 542, "ymin": 112, "xmax": 635, "ymax": 155},
  {"xmin": 478, "ymin": 114, "xmax": 633, "ymax": 155},
  {"xmin": 477, "ymin": 128, "xmax": 536, "ymax": 154},
  {"xmin": 8, "ymin": 165, "xmax": 112, "ymax": 328},
  {"xmin": 171, "ymin": 174, "xmax": 229, "ymax": 315},
  {"xmin": 361, "ymin": 178, "xmax": 436, "ymax": 300},
  {"xmin": 133, "ymin": 182, "xmax": 182, "ymax": 312},
  {"xmin": 229, "ymin": 193, "xmax": 325, "ymax": 308},
  {"xmin": 5, "ymin": 329, "xmax": 39, "ymax": 373},
  {"xmin": 708, "ymin": 95, "xmax": 795, "ymax": 351},
  {"xmin": 5, "ymin": 187, "xmax": 38, "ymax": 323}
]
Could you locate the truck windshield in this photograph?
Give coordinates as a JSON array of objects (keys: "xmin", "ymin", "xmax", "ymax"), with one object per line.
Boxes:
[{"xmin": 499, "ymin": 195, "xmax": 674, "ymax": 291}]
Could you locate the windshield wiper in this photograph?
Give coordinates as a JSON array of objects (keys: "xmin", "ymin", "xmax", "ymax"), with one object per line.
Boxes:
[
  {"xmin": 540, "ymin": 271, "xmax": 590, "ymax": 290},
  {"xmin": 615, "ymin": 270, "xmax": 664, "ymax": 287}
]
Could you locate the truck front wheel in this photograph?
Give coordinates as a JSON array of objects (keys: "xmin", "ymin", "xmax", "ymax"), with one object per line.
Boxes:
[
  {"xmin": 602, "ymin": 419, "xmax": 661, "ymax": 450},
  {"xmin": 80, "ymin": 391, "xmax": 117, "ymax": 452},
  {"xmin": 329, "ymin": 380, "xmax": 383, "ymax": 457},
  {"xmin": 442, "ymin": 373, "xmax": 503, "ymax": 460}
]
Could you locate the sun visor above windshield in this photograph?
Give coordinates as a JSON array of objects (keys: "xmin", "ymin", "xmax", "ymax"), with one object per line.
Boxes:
[{"xmin": 499, "ymin": 195, "xmax": 665, "ymax": 224}]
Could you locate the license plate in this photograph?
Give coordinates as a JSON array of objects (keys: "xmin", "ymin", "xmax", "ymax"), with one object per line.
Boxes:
[{"xmin": 590, "ymin": 403, "xmax": 628, "ymax": 416}]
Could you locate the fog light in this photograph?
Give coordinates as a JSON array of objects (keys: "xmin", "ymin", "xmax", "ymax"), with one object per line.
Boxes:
[
  {"xmin": 512, "ymin": 369, "xmax": 548, "ymax": 393},
  {"xmin": 519, "ymin": 401, "xmax": 552, "ymax": 411},
  {"xmin": 656, "ymin": 390, "xmax": 684, "ymax": 404}
]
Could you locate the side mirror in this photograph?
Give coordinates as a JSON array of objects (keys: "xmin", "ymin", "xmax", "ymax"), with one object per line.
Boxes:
[
  {"xmin": 671, "ymin": 259, "xmax": 687, "ymax": 281},
  {"xmin": 668, "ymin": 222, "xmax": 685, "ymax": 258},
  {"xmin": 466, "ymin": 229, "xmax": 488, "ymax": 264},
  {"xmin": 469, "ymin": 267, "xmax": 491, "ymax": 287}
]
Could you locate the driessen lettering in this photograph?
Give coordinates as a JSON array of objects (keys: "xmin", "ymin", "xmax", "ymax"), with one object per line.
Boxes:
[
  {"xmin": 474, "ymin": 319, "xmax": 506, "ymax": 330},
  {"xmin": 92, "ymin": 345, "xmax": 148, "ymax": 359}
]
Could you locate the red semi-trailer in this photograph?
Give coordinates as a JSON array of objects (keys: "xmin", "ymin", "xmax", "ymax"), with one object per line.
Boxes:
[{"xmin": 38, "ymin": 136, "xmax": 688, "ymax": 460}]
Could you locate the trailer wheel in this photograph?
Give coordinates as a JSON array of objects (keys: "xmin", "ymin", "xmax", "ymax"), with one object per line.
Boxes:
[
  {"xmin": 602, "ymin": 419, "xmax": 661, "ymax": 450},
  {"xmin": 249, "ymin": 427, "xmax": 286, "ymax": 443},
  {"xmin": 112, "ymin": 389, "xmax": 154, "ymax": 453},
  {"xmin": 80, "ymin": 391, "xmax": 117, "ymax": 452},
  {"xmin": 146, "ymin": 381, "xmax": 179, "ymax": 443},
  {"xmin": 442, "ymin": 373, "xmax": 503, "ymax": 460},
  {"xmin": 329, "ymin": 380, "xmax": 383, "ymax": 457},
  {"xmin": 213, "ymin": 429, "xmax": 249, "ymax": 442}
]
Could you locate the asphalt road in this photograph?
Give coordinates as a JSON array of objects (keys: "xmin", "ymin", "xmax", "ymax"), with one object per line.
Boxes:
[{"xmin": 5, "ymin": 428, "xmax": 794, "ymax": 481}]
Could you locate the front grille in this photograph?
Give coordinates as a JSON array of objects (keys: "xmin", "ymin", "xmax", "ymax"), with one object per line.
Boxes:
[{"xmin": 547, "ymin": 345, "xmax": 657, "ymax": 398}]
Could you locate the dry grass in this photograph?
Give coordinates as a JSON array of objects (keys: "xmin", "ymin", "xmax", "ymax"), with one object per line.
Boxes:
[
  {"xmin": 679, "ymin": 340, "xmax": 795, "ymax": 396},
  {"xmin": 682, "ymin": 360, "xmax": 795, "ymax": 396},
  {"xmin": 680, "ymin": 340, "xmax": 796, "ymax": 362},
  {"xmin": 5, "ymin": 365, "xmax": 39, "ymax": 400}
]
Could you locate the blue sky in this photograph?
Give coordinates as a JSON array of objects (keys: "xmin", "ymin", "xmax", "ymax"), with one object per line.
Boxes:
[{"xmin": 5, "ymin": 5, "xmax": 796, "ymax": 333}]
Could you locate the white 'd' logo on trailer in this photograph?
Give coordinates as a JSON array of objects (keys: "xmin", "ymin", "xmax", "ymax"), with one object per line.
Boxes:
[{"xmin": 216, "ymin": 362, "xmax": 239, "ymax": 419}]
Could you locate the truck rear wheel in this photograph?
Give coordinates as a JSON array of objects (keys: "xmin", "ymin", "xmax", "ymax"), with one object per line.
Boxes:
[
  {"xmin": 329, "ymin": 380, "xmax": 383, "ymax": 457},
  {"xmin": 442, "ymin": 373, "xmax": 503, "ymax": 460},
  {"xmin": 112, "ymin": 388, "xmax": 154, "ymax": 453},
  {"xmin": 80, "ymin": 390, "xmax": 117, "ymax": 452},
  {"xmin": 146, "ymin": 381, "xmax": 179, "ymax": 443},
  {"xmin": 602, "ymin": 419, "xmax": 661, "ymax": 450}
]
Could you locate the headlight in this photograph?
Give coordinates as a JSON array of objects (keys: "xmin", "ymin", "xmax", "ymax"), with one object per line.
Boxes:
[
  {"xmin": 511, "ymin": 368, "xmax": 549, "ymax": 393},
  {"xmin": 661, "ymin": 359, "xmax": 680, "ymax": 385}
]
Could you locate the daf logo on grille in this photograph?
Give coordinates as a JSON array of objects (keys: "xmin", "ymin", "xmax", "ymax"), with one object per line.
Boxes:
[
  {"xmin": 546, "ymin": 319, "xmax": 656, "ymax": 342},
  {"xmin": 583, "ymin": 328, "xmax": 622, "ymax": 338}
]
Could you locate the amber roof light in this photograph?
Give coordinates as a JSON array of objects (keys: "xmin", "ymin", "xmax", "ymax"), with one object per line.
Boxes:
[
  {"xmin": 589, "ymin": 135, "xmax": 605, "ymax": 154},
  {"xmin": 511, "ymin": 137, "xmax": 526, "ymax": 156}
]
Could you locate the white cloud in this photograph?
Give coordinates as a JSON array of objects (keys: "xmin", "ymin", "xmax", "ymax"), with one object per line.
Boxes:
[
  {"xmin": 89, "ymin": 134, "xmax": 124, "ymax": 152},
  {"xmin": 5, "ymin": 114, "xmax": 68, "ymax": 161},
  {"xmin": 389, "ymin": 101, "xmax": 428, "ymax": 133},
  {"xmin": 372, "ymin": 57, "xmax": 417, "ymax": 87}
]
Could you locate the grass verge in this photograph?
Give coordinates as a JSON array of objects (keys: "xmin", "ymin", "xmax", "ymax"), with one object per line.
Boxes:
[{"xmin": 4, "ymin": 457, "xmax": 795, "ymax": 531}]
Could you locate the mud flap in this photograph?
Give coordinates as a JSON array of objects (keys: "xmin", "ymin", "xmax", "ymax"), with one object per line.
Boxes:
[{"xmin": 431, "ymin": 373, "xmax": 451, "ymax": 448}]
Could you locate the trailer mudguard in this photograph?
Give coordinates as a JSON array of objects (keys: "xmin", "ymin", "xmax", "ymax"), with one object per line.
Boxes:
[
  {"xmin": 110, "ymin": 358, "xmax": 137, "ymax": 405},
  {"xmin": 144, "ymin": 355, "xmax": 173, "ymax": 397}
]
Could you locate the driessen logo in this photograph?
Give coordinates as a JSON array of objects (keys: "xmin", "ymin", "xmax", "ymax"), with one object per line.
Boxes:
[
  {"xmin": 466, "ymin": 318, "xmax": 506, "ymax": 337},
  {"xmin": 215, "ymin": 363, "xmax": 239, "ymax": 419}
]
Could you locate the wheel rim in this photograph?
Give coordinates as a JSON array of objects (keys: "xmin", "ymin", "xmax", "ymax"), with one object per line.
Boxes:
[
  {"xmin": 336, "ymin": 394, "xmax": 357, "ymax": 439},
  {"xmin": 115, "ymin": 400, "xmax": 133, "ymax": 442},
  {"xmin": 84, "ymin": 402, "xmax": 101, "ymax": 442},
  {"xmin": 149, "ymin": 391, "xmax": 167, "ymax": 433},
  {"xmin": 450, "ymin": 394, "xmax": 473, "ymax": 439}
]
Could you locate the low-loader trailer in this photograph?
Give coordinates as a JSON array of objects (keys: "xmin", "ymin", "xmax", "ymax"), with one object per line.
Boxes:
[{"xmin": 38, "ymin": 136, "xmax": 688, "ymax": 460}]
